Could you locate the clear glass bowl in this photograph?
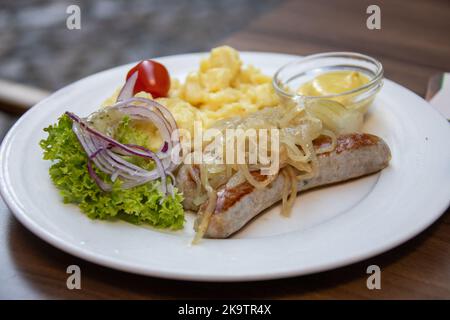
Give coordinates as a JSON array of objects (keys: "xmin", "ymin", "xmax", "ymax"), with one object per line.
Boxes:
[{"xmin": 273, "ymin": 52, "xmax": 384, "ymax": 113}]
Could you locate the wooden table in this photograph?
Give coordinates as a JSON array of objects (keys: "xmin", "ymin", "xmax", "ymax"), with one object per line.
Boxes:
[{"xmin": 1, "ymin": 0, "xmax": 449, "ymax": 299}]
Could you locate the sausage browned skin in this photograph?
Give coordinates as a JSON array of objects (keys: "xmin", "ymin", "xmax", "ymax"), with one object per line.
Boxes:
[{"xmin": 198, "ymin": 133, "xmax": 391, "ymax": 238}]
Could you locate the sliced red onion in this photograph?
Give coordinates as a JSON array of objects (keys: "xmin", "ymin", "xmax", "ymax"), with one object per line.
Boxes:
[
  {"xmin": 110, "ymin": 170, "xmax": 120, "ymax": 182},
  {"xmin": 166, "ymin": 172, "xmax": 176, "ymax": 197},
  {"xmin": 117, "ymin": 105, "xmax": 174, "ymax": 155},
  {"xmin": 66, "ymin": 111, "xmax": 169, "ymax": 195},
  {"xmin": 100, "ymin": 98, "xmax": 179, "ymax": 160},
  {"xmin": 104, "ymin": 149, "xmax": 157, "ymax": 179},
  {"xmin": 111, "ymin": 98, "xmax": 181, "ymax": 171},
  {"xmin": 87, "ymin": 148, "xmax": 113, "ymax": 192},
  {"xmin": 117, "ymin": 71, "xmax": 138, "ymax": 102},
  {"xmin": 161, "ymin": 141, "xmax": 169, "ymax": 153},
  {"xmin": 119, "ymin": 107, "xmax": 172, "ymax": 156},
  {"xmin": 66, "ymin": 97, "xmax": 182, "ymax": 195},
  {"xmin": 72, "ymin": 122, "xmax": 115, "ymax": 174},
  {"xmin": 123, "ymin": 97, "xmax": 178, "ymax": 131},
  {"xmin": 67, "ymin": 112, "xmax": 157, "ymax": 159}
]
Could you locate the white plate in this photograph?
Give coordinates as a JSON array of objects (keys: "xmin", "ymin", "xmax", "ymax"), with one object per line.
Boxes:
[{"xmin": 1, "ymin": 52, "xmax": 450, "ymax": 282}]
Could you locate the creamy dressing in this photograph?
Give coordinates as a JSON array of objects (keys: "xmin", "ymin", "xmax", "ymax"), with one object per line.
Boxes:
[{"xmin": 297, "ymin": 71, "xmax": 370, "ymax": 97}]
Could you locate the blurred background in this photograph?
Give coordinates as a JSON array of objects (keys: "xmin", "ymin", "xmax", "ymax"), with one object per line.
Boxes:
[
  {"xmin": 0, "ymin": 0, "xmax": 281, "ymax": 137},
  {"xmin": 0, "ymin": 0, "xmax": 281, "ymax": 90}
]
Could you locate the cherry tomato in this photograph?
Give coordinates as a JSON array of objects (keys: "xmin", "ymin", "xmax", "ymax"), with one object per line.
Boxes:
[{"xmin": 126, "ymin": 60, "xmax": 170, "ymax": 98}]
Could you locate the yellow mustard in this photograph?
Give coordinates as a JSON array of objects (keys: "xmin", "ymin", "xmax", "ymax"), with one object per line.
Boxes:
[{"xmin": 297, "ymin": 71, "xmax": 370, "ymax": 107}]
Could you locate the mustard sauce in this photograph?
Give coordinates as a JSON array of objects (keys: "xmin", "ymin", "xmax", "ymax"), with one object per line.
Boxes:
[{"xmin": 297, "ymin": 71, "xmax": 370, "ymax": 106}]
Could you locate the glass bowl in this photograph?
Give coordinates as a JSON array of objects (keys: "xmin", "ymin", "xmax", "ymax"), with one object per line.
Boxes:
[{"xmin": 273, "ymin": 52, "xmax": 384, "ymax": 113}]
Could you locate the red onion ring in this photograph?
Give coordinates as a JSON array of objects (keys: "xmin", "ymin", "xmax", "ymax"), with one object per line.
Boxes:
[
  {"xmin": 87, "ymin": 148, "xmax": 113, "ymax": 192},
  {"xmin": 119, "ymin": 107, "xmax": 173, "ymax": 157},
  {"xmin": 67, "ymin": 97, "xmax": 181, "ymax": 194},
  {"xmin": 117, "ymin": 71, "xmax": 138, "ymax": 102},
  {"xmin": 66, "ymin": 111, "xmax": 168, "ymax": 195},
  {"xmin": 109, "ymin": 98, "xmax": 181, "ymax": 171}
]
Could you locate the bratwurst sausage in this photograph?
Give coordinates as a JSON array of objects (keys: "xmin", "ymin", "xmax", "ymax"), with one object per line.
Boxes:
[{"xmin": 177, "ymin": 133, "xmax": 391, "ymax": 238}]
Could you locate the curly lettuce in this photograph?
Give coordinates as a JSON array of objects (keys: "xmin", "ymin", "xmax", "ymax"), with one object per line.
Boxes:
[{"xmin": 40, "ymin": 114, "xmax": 184, "ymax": 229}]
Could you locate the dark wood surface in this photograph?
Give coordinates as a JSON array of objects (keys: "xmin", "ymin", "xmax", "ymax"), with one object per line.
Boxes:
[
  {"xmin": 1, "ymin": 0, "xmax": 450, "ymax": 299},
  {"xmin": 223, "ymin": 0, "xmax": 450, "ymax": 96}
]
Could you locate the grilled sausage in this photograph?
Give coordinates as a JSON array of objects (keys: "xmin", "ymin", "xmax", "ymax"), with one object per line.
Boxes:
[{"xmin": 176, "ymin": 133, "xmax": 391, "ymax": 238}]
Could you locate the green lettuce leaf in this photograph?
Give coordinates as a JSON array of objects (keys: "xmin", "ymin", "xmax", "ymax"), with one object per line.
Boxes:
[{"xmin": 40, "ymin": 114, "xmax": 184, "ymax": 230}]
